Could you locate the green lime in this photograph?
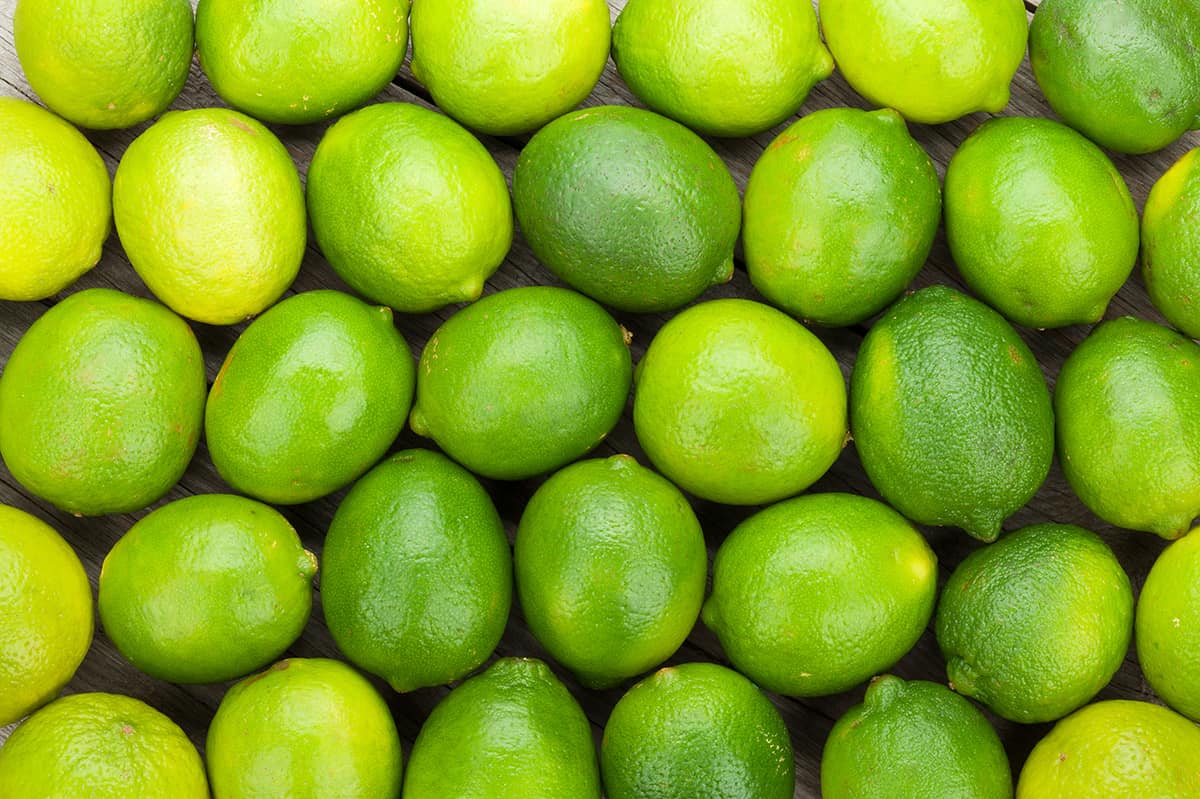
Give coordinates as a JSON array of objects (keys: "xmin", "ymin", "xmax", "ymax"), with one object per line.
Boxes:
[
  {"xmin": 611, "ymin": 0, "xmax": 832, "ymax": 137},
  {"xmin": 944, "ymin": 117, "xmax": 1139, "ymax": 329},
  {"xmin": 0, "ymin": 288, "xmax": 205, "ymax": 516},
  {"xmin": 0, "ymin": 97, "xmax": 110, "ymax": 302},
  {"xmin": 1055, "ymin": 317, "xmax": 1200, "ymax": 539},
  {"xmin": 114, "ymin": 108, "xmax": 306, "ymax": 325},
  {"xmin": 1136, "ymin": 527, "xmax": 1200, "ymax": 721},
  {"xmin": 307, "ymin": 102, "xmax": 512, "ymax": 313},
  {"xmin": 195, "ymin": 0, "xmax": 408, "ymax": 125},
  {"xmin": 321, "ymin": 449, "xmax": 512, "ymax": 693},
  {"xmin": 513, "ymin": 106, "xmax": 741, "ymax": 313},
  {"xmin": 515, "ymin": 455, "xmax": 706, "ymax": 689},
  {"xmin": 1030, "ymin": 0, "xmax": 1200, "ymax": 155},
  {"xmin": 634, "ymin": 298, "xmax": 846, "ymax": 505},
  {"xmin": 410, "ymin": 0, "xmax": 610, "ymax": 136},
  {"xmin": 409, "ymin": 286, "xmax": 632, "ymax": 480},
  {"xmin": 601, "ymin": 663, "xmax": 794, "ymax": 799},
  {"xmin": 0, "ymin": 693, "xmax": 208, "ymax": 799},
  {"xmin": 98, "ymin": 494, "xmax": 317, "ymax": 685},
  {"xmin": 205, "ymin": 290, "xmax": 415, "ymax": 505},
  {"xmin": 822, "ymin": 675, "xmax": 1012, "ymax": 799},
  {"xmin": 936, "ymin": 524, "xmax": 1133, "ymax": 724},
  {"xmin": 702, "ymin": 493, "xmax": 937, "ymax": 697},
  {"xmin": 1017, "ymin": 700, "xmax": 1200, "ymax": 798},
  {"xmin": 851, "ymin": 286, "xmax": 1054, "ymax": 542},
  {"xmin": 1143, "ymin": 148, "xmax": 1200, "ymax": 338},
  {"xmin": 403, "ymin": 658, "xmax": 601, "ymax": 798},
  {"xmin": 207, "ymin": 658, "xmax": 403, "ymax": 799},
  {"xmin": 0, "ymin": 505, "xmax": 92, "ymax": 726},
  {"xmin": 744, "ymin": 107, "xmax": 941, "ymax": 326},
  {"xmin": 14, "ymin": 0, "xmax": 193, "ymax": 129},
  {"xmin": 819, "ymin": 0, "xmax": 1028, "ymax": 124}
]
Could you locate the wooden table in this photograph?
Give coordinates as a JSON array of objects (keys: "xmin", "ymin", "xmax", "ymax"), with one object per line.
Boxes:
[{"xmin": 1, "ymin": 1, "xmax": 1192, "ymax": 795}]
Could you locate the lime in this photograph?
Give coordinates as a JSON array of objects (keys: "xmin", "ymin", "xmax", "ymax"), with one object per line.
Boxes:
[
  {"xmin": 307, "ymin": 102, "xmax": 512, "ymax": 313},
  {"xmin": 114, "ymin": 107, "xmax": 306, "ymax": 325},
  {"xmin": 409, "ymin": 286, "xmax": 632, "ymax": 480},
  {"xmin": 410, "ymin": 0, "xmax": 610, "ymax": 136},
  {"xmin": 515, "ymin": 455, "xmax": 706, "ymax": 689},
  {"xmin": 1143, "ymin": 148, "xmax": 1200, "ymax": 339},
  {"xmin": 634, "ymin": 298, "xmax": 846, "ymax": 505},
  {"xmin": 1136, "ymin": 527, "xmax": 1200, "ymax": 721},
  {"xmin": 702, "ymin": 493, "xmax": 937, "ymax": 697},
  {"xmin": 611, "ymin": 0, "xmax": 832, "ymax": 137},
  {"xmin": 744, "ymin": 107, "xmax": 941, "ymax": 326},
  {"xmin": 513, "ymin": 106, "xmax": 741, "ymax": 313},
  {"xmin": 601, "ymin": 663, "xmax": 794, "ymax": 799},
  {"xmin": 944, "ymin": 117, "xmax": 1139, "ymax": 329},
  {"xmin": 0, "ymin": 97, "xmax": 110, "ymax": 302}
]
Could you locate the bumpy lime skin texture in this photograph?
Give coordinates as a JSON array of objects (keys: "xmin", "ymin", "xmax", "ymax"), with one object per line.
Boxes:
[
  {"xmin": 601, "ymin": 663, "xmax": 794, "ymax": 799},
  {"xmin": 410, "ymin": 286, "xmax": 632, "ymax": 481},
  {"xmin": 515, "ymin": 455, "xmax": 707, "ymax": 689},
  {"xmin": 513, "ymin": 106, "xmax": 741, "ymax": 313},
  {"xmin": 1056, "ymin": 317, "xmax": 1200, "ymax": 539},
  {"xmin": 703, "ymin": 493, "xmax": 937, "ymax": 697},
  {"xmin": 322, "ymin": 449, "xmax": 512, "ymax": 693},
  {"xmin": 205, "ymin": 290, "xmax": 414, "ymax": 505},
  {"xmin": 403, "ymin": 658, "xmax": 602, "ymax": 799},
  {"xmin": 945, "ymin": 117, "xmax": 1139, "ymax": 329},
  {"xmin": 1136, "ymin": 528, "xmax": 1200, "ymax": 721},
  {"xmin": 851, "ymin": 286, "xmax": 1054, "ymax": 542},
  {"xmin": 1030, "ymin": 0, "xmax": 1200, "ymax": 155},
  {"xmin": 1143, "ymin": 148, "xmax": 1200, "ymax": 339},
  {"xmin": 822, "ymin": 676, "xmax": 1012, "ymax": 799},
  {"xmin": 0, "ymin": 289, "xmax": 205, "ymax": 516},
  {"xmin": 744, "ymin": 107, "xmax": 941, "ymax": 326}
]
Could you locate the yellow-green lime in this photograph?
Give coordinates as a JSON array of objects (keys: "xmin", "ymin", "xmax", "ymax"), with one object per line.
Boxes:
[
  {"xmin": 98, "ymin": 494, "xmax": 317, "ymax": 685},
  {"xmin": 611, "ymin": 0, "xmax": 832, "ymax": 137},
  {"xmin": 14, "ymin": 0, "xmax": 193, "ymax": 129},
  {"xmin": 634, "ymin": 299, "xmax": 847, "ymax": 505},
  {"xmin": 307, "ymin": 102, "xmax": 512, "ymax": 313},
  {"xmin": 702, "ymin": 493, "xmax": 937, "ymax": 697},
  {"xmin": 1136, "ymin": 527, "xmax": 1200, "ymax": 721},
  {"xmin": 0, "ymin": 97, "xmax": 110, "ymax": 302},
  {"xmin": 601, "ymin": 663, "xmax": 794, "ymax": 799},
  {"xmin": 0, "ymin": 505, "xmax": 92, "ymax": 726},
  {"xmin": 410, "ymin": 0, "xmax": 610, "ymax": 136},
  {"xmin": 1143, "ymin": 148, "xmax": 1200, "ymax": 338},
  {"xmin": 515, "ymin": 455, "xmax": 706, "ymax": 689},
  {"xmin": 114, "ymin": 108, "xmax": 306, "ymax": 325}
]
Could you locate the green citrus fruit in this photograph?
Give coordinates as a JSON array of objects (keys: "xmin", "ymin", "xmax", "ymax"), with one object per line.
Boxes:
[
  {"xmin": 14, "ymin": 0, "xmax": 193, "ymax": 130},
  {"xmin": 936, "ymin": 524, "xmax": 1133, "ymax": 724},
  {"xmin": 634, "ymin": 298, "xmax": 847, "ymax": 505},
  {"xmin": 0, "ymin": 692, "xmax": 208, "ymax": 799},
  {"xmin": 0, "ymin": 97, "xmax": 110, "ymax": 301},
  {"xmin": 321, "ymin": 449, "xmax": 512, "ymax": 693},
  {"xmin": 1030, "ymin": 0, "xmax": 1200, "ymax": 155},
  {"xmin": 0, "ymin": 505, "xmax": 92, "ymax": 726},
  {"xmin": 515, "ymin": 455, "xmax": 706, "ymax": 689},
  {"xmin": 0, "ymin": 288, "xmax": 205, "ymax": 516},
  {"xmin": 822, "ymin": 675, "xmax": 1012, "ymax": 799},
  {"xmin": 205, "ymin": 289, "xmax": 414, "ymax": 505},
  {"xmin": 851, "ymin": 286, "xmax": 1054, "ymax": 542},
  {"xmin": 98, "ymin": 494, "xmax": 317, "ymax": 685},
  {"xmin": 819, "ymin": 0, "xmax": 1028, "ymax": 124},
  {"xmin": 403, "ymin": 657, "xmax": 601, "ymax": 798},
  {"xmin": 703, "ymin": 493, "xmax": 937, "ymax": 697},
  {"xmin": 410, "ymin": 0, "xmax": 610, "ymax": 136},
  {"xmin": 114, "ymin": 107, "xmax": 306, "ymax": 325},
  {"xmin": 513, "ymin": 106, "xmax": 741, "ymax": 313},
  {"xmin": 944, "ymin": 117, "xmax": 1139, "ymax": 329},
  {"xmin": 601, "ymin": 663, "xmax": 794, "ymax": 799},
  {"xmin": 195, "ymin": 0, "xmax": 408, "ymax": 125},
  {"xmin": 1017, "ymin": 700, "xmax": 1200, "ymax": 798},
  {"xmin": 611, "ymin": 0, "xmax": 832, "ymax": 137},
  {"xmin": 409, "ymin": 286, "xmax": 632, "ymax": 480},
  {"xmin": 1136, "ymin": 527, "xmax": 1200, "ymax": 721},
  {"xmin": 1055, "ymin": 317, "xmax": 1200, "ymax": 539},
  {"xmin": 1143, "ymin": 148, "xmax": 1200, "ymax": 339},
  {"xmin": 744, "ymin": 107, "xmax": 941, "ymax": 326},
  {"xmin": 307, "ymin": 102, "xmax": 512, "ymax": 313}
]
